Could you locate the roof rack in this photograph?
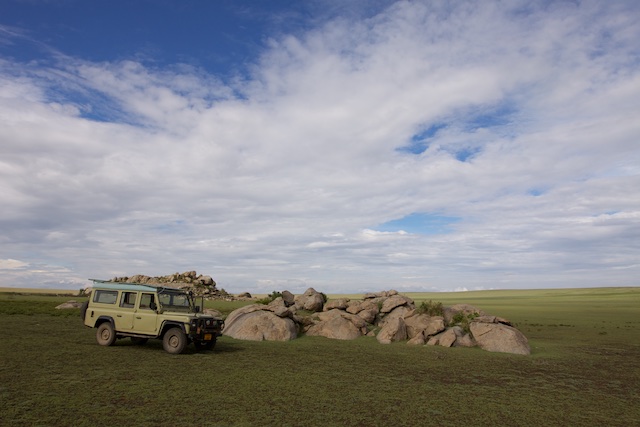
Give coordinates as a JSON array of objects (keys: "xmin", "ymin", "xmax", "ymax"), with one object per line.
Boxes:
[{"xmin": 88, "ymin": 279, "xmax": 185, "ymax": 292}]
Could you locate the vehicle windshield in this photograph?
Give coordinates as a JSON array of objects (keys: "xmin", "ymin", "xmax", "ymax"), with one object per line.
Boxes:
[{"xmin": 157, "ymin": 289, "xmax": 195, "ymax": 312}]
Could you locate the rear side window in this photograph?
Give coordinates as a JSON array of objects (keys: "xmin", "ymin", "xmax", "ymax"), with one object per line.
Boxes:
[
  {"xmin": 139, "ymin": 293, "xmax": 155, "ymax": 309},
  {"xmin": 93, "ymin": 290, "xmax": 118, "ymax": 304},
  {"xmin": 120, "ymin": 292, "xmax": 137, "ymax": 308}
]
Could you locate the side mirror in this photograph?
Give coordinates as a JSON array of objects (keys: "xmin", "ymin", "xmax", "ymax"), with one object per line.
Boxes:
[{"xmin": 150, "ymin": 302, "xmax": 157, "ymax": 310}]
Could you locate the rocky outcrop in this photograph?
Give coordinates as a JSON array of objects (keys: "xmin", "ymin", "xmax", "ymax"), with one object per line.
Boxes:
[
  {"xmin": 223, "ymin": 289, "xmax": 530, "ymax": 354},
  {"xmin": 107, "ymin": 271, "xmax": 252, "ymax": 300}
]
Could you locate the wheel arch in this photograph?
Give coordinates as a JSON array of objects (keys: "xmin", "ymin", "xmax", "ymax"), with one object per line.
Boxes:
[
  {"xmin": 159, "ymin": 321, "xmax": 186, "ymax": 338},
  {"xmin": 94, "ymin": 316, "xmax": 115, "ymax": 328}
]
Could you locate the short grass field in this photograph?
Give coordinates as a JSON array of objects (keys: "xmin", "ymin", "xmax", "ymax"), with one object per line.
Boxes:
[{"xmin": 1, "ymin": 287, "xmax": 639, "ymax": 426}]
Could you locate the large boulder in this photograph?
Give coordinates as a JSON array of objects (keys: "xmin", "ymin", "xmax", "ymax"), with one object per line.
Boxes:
[
  {"xmin": 403, "ymin": 312, "xmax": 446, "ymax": 338},
  {"xmin": 281, "ymin": 290, "xmax": 295, "ymax": 307},
  {"xmin": 470, "ymin": 321, "xmax": 530, "ymax": 355},
  {"xmin": 306, "ymin": 314, "xmax": 362, "ymax": 340},
  {"xmin": 294, "ymin": 288, "xmax": 325, "ymax": 312},
  {"xmin": 380, "ymin": 295, "xmax": 414, "ymax": 313},
  {"xmin": 407, "ymin": 331, "xmax": 426, "ymax": 345},
  {"xmin": 357, "ymin": 308, "xmax": 378, "ymax": 324},
  {"xmin": 455, "ymin": 333, "xmax": 476, "ymax": 348},
  {"xmin": 324, "ymin": 298, "xmax": 350, "ymax": 311},
  {"xmin": 438, "ymin": 327, "xmax": 460, "ymax": 347},
  {"xmin": 200, "ymin": 275, "xmax": 215, "ymax": 286},
  {"xmin": 377, "ymin": 316, "xmax": 407, "ymax": 344},
  {"xmin": 379, "ymin": 305, "xmax": 411, "ymax": 327},
  {"xmin": 224, "ymin": 305, "xmax": 297, "ymax": 341},
  {"xmin": 345, "ymin": 300, "xmax": 363, "ymax": 314},
  {"xmin": 312, "ymin": 309, "xmax": 367, "ymax": 333}
]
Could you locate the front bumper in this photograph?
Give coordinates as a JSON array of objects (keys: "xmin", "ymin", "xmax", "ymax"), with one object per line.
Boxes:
[{"xmin": 189, "ymin": 318, "xmax": 224, "ymax": 341}]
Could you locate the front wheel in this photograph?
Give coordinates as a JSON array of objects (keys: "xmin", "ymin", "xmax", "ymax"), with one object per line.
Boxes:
[
  {"xmin": 163, "ymin": 327, "xmax": 187, "ymax": 354},
  {"xmin": 96, "ymin": 322, "xmax": 116, "ymax": 346}
]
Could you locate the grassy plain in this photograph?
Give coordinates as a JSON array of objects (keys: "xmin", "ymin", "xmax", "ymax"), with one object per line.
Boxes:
[{"xmin": 0, "ymin": 287, "xmax": 639, "ymax": 426}]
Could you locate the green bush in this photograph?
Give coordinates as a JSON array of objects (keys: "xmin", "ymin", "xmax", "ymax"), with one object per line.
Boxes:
[
  {"xmin": 416, "ymin": 300, "xmax": 444, "ymax": 316},
  {"xmin": 256, "ymin": 290, "xmax": 283, "ymax": 305},
  {"xmin": 450, "ymin": 312, "xmax": 479, "ymax": 333}
]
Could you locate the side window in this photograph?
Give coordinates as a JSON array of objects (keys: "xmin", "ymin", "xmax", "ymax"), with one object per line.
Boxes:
[
  {"xmin": 120, "ymin": 292, "xmax": 137, "ymax": 308},
  {"xmin": 93, "ymin": 290, "xmax": 118, "ymax": 304},
  {"xmin": 139, "ymin": 293, "xmax": 156, "ymax": 310}
]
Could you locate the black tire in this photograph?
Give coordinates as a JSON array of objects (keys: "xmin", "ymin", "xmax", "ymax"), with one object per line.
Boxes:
[
  {"xmin": 131, "ymin": 337, "xmax": 149, "ymax": 345},
  {"xmin": 163, "ymin": 327, "xmax": 187, "ymax": 354},
  {"xmin": 194, "ymin": 338, "xmax": 216, "ymax": 351},
  {"xmin": 96, "ymin": 322, "xmax": 116, "ymax": 346},
  {"xmin": 79, "ymin": 301, "xmax": 89, "ymax": 321}
]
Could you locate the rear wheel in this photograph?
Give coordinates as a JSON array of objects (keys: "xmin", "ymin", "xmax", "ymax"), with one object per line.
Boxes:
[
  {"xmin": 163, "ymin": 327, "xmax": 187, "ymax": 354},
  {"xmin": 96, "ymin": 322, "xmax": 116, "ymax": 346}
]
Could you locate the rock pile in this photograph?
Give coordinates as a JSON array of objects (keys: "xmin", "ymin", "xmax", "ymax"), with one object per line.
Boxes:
[
  {"xmin": 224, "ymin": 289, "xmax": 531, "ymax": 355},
  {"xmin": 103, "ymin": 271, "xmax": 252, "ymax": 300}
]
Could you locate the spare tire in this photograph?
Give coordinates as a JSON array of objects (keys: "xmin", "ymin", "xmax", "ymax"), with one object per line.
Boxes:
[{"xmin": 80, "ymin": 301, "xmax": 89, "ymax": 321}]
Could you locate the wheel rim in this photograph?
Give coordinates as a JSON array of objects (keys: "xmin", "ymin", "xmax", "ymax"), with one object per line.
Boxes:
[
  {"xmin": 100, "ymin": 328, "xmax": 111, "ymax": 341},
  {"xmin": 168, "ymin": 334, "xmax": 179, "ymax": 348}
]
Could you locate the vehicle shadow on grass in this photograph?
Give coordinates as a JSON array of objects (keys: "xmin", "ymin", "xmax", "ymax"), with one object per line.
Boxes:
[{"xmin": 114, "ymin": 337, "xmax": 244, "ymax": 355}]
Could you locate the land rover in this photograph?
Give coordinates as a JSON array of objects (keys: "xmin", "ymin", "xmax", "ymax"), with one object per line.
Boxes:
[{"xmin": 81, "ymin": 279, "xmax": 224, "ymax": 354}]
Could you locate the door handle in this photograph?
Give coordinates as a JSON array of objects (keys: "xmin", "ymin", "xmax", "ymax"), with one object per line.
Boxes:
[{"xmin": 136, "ymin": 316, "xmax": 142, "ymax": 319}]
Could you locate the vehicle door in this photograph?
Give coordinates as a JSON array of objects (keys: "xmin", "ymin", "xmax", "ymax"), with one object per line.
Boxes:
[
  {"xmin": 133, "ymin": 292, "xmax": 159, "ymax": 334},
  {"xmin": 115, "ymin": 291, "xmax": 137, "ymax": 330}
]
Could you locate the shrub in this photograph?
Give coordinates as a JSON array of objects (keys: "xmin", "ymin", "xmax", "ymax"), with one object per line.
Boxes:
[
  {"xmin": 417, "ymin": 300, "xmax": 444, "ymax": 317},
  {"xmin": 256, "ymin": 290, "xmax": 283, "ymax": 305},
  {"xmin": 450, "ymin": 312, "xmax": 479, "ymax": 333}
]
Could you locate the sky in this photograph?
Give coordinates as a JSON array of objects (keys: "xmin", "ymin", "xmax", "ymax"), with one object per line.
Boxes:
[{"xmin": 0, "ymin": 0, "xmax": 639, "ymax": 294}]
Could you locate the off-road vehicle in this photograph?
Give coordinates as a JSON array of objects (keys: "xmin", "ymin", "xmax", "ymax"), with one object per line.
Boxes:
[{"xmin": 81, "ymin": 279, "xmax": 224, "ymax": 354}]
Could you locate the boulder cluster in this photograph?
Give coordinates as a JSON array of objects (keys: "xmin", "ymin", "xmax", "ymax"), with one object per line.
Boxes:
[
  {"xmin": 224, "ymin": 288, "xmax": 531, "ymax": 355},
  {"xmin": 105, "ymin": 271, "xmax": 249, "ymax": 300}
]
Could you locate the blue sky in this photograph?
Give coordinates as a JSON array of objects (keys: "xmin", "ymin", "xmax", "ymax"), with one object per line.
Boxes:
[{"xmin": 1, "ymin": 0, "xmax": 639, "ymax": 293}]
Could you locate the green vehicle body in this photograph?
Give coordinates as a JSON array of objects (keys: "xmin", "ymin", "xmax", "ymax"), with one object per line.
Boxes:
[{"xmin": 82, "ymin": 280, "xmax": 224, "ymax": 354}]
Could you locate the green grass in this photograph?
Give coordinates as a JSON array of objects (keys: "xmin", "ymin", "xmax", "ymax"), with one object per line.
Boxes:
[
  {"xmin": 0, "ymin": 294, "xmax": 86, "ymax": 317},
  {"xmin": 1, "ymin": 288, "xmax": 639, "ymax": 426}
]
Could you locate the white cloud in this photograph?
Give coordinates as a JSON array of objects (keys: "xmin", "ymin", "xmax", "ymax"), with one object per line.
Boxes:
[
  {"xmin": 0, "ymin": 259, "xmax": 28, "ymax": 270},
  {"xmin": 1, "ymin": 1, "xmax": 639, "ymax": 292}
]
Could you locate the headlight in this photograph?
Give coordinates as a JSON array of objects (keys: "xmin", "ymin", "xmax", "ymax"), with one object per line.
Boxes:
[{"xmin": 205, "ymin": 319, "xmax": 211, "ymax": 326}]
